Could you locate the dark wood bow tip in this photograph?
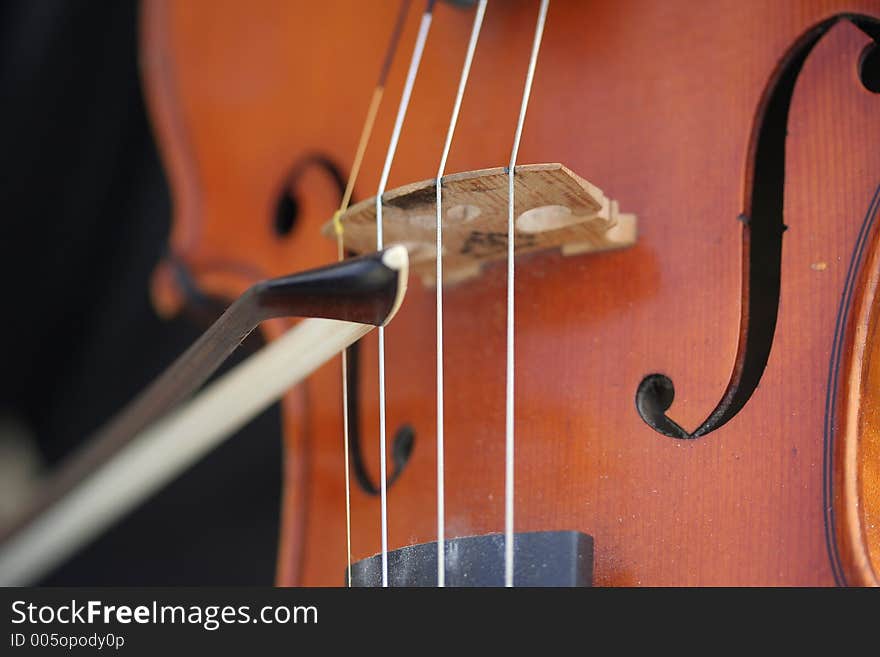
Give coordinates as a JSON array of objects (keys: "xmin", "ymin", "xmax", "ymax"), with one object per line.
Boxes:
[{"xmin": 254, "ymin": 245, "xmax": 409, "ymax": 327}]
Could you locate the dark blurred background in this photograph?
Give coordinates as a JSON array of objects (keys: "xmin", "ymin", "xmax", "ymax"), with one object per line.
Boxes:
[{"xmin": 0, "ymin": 0, "xmax": 281, "ymax": 584}]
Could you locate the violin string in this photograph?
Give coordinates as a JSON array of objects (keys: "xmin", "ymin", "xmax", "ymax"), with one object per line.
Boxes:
[
  {"xmin": 504, "ymin": 0, "xmax": 549, "ymax": 588},
  {"xmin": 375, "ymin": 0, "xmax": 436, "ymax": 587},
  {"xmin": 332, "ymin": 0, "xmax": 412, "ymax": 587},
  {"xmin": 434, "ymin": 0, "xmax": 487, "ymax": 588}
]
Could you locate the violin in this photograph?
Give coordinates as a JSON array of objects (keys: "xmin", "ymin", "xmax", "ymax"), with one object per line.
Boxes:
[{"xmin": 3, "ymin": 0, "xmax": 879, "ymax": 586}]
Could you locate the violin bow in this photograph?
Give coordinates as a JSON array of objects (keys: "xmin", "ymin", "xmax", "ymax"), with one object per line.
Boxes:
[{"xmin": 0, "ymin": 246, "xmax": 409, "ymax": 585}]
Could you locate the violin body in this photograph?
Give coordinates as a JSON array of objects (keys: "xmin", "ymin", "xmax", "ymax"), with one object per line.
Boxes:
[{"xmin": 141, "ymin": 0, "xmax": 880, "ymax": 585}]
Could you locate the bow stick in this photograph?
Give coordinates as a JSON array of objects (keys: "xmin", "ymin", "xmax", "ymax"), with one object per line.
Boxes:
[{"xmin": 0, "ymin": 246, "xmax": 408, "ymax": 585}]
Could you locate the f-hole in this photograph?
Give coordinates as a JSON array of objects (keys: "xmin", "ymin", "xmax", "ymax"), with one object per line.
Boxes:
[
  {"xmin": 276, "ymin": 154, "xmax": 415, "ymax": 488},
  {"xmin": 273, "ymin": 153, "xmax": 347, "ymax": 237},
  {"xmin": 345, "ymin": 341, "xmax": 415, "ymax": 495},
  {"xmin": 636, "ymin": 14, "xmax": 880, "ymax": 440}
]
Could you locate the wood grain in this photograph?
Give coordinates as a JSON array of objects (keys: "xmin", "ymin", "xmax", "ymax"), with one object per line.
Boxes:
[
  {"xmin": 835, "ymin": 184, "xmax": 880, "ymax": 585},
  {"xmin": 140, "ymin": 0, "xmax": 880, "ymax": 585}
]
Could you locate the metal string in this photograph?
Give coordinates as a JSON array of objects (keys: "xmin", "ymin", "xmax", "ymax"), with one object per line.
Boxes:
[
  {"xmin": 505, "ymin": 0, "xmax": 549, "ymax": 589},
  {"xmin": 375, "ymin": 0, "xmax": 436, "ymax": 587},
  {"xmin": 331, "ymin": 0, "xmax": 411, "ymax": 587},
  {"xmin": 434, "ymin": 0, "xmax": 487, "ymax": 588}
]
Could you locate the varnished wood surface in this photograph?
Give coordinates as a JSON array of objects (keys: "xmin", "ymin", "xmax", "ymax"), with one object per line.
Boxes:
[
  {"xmin": 859, "ymin": 285, "xmax": 880, "ymax": 579},
  {"xmin": 836, "ymin": 185, "xmax": 880, "ymax": 585},
  {"xmin": 141, "ymin": 0, "xmax": 880, "ymax": 585}
]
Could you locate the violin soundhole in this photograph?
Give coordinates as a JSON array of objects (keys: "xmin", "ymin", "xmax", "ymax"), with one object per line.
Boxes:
[
  {"xmin": 273, "ymin": 190, "xmax": 300, "ymax": 237},
  {"xmin": 861, "ymin": 42, "xmax": 880, "ymax": 93},
  {"xmin": 636, "ymin": 14, "xmax": 880, "ymax": 441},
  {"xmin": 345, "ymin": 341, "xmax": 416, "ymax": 495},
  {"xmin": 272, "ymin": 153, "xmax": 347, "ymax": 238}
]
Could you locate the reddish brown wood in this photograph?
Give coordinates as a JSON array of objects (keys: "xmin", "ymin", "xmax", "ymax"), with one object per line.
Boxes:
[
  {"xmin": 140, "ymin": 0, "xmax": 880, "ymax": 585},
  {"xmin": 835, "ymin": 184, "xmax": 880, "ymax": 586}
]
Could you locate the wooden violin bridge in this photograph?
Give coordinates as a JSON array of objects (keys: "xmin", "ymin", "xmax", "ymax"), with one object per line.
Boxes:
[{"xmin": 323, "ymin": 163, "xmax": 637, "ymax": 285}]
